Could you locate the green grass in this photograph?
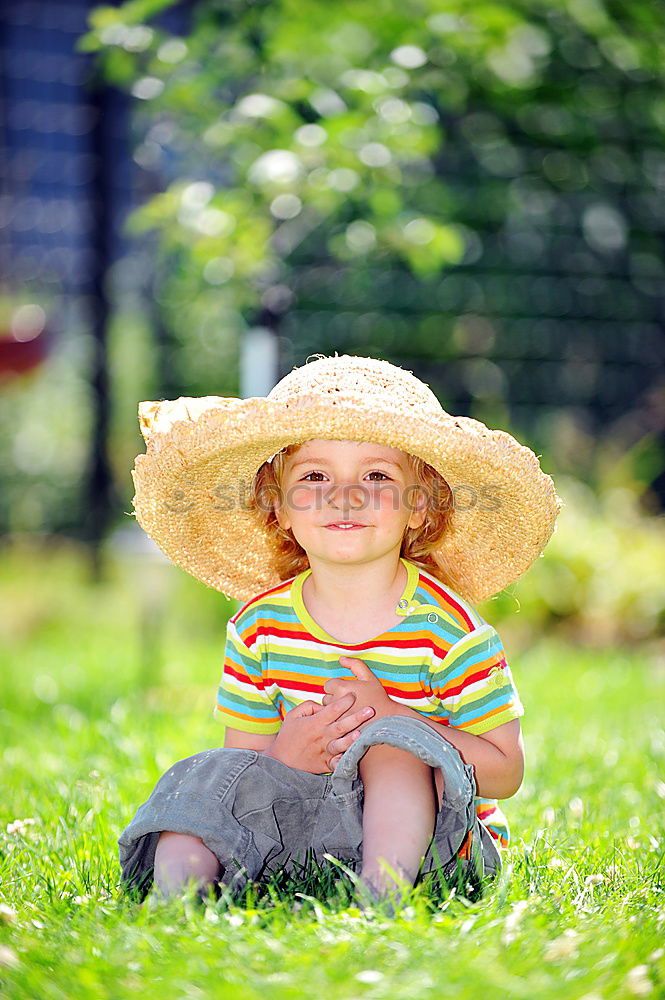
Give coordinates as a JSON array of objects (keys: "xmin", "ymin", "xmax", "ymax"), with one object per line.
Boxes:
[{"xmin": 0, "ymin": 539, "xmax": 664, "ymax": 999}]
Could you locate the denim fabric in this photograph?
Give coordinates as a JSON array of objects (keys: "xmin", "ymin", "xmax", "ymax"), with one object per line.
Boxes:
[{"xmin": 118, "ymin": 715, "xmax": 501, "ymax": 897}]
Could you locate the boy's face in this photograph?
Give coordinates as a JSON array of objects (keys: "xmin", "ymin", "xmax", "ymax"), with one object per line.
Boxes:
[{"xmin": 275, "ymin": 440, "xmax": 426, "ymax": 570}]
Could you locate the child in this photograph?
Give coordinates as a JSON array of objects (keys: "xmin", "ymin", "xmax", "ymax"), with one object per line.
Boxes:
[{"xmin": 119, "ymin": 354, "xmax": 559, "ymax": 903}]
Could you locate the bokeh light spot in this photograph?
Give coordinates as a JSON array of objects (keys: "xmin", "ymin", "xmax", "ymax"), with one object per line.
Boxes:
[
  {"xmin": 131, "ymin": 77, "xmax": 164, "ymax": 100},
  {"xmin": 180, "ymin": 182, "xmax": 214, "ymax": 210},
  {"xmin": 327, "ymin": 168, "xmax": 360, "ymax": 192},
  {"xmin": 583, "ymin": 204, "xmax": 628, "ymax": 252},
  {"xmin": 235, "ymin": 94, "xmax": 285, "ymax": 119},
  {"xmin": 403, "ymin": 218, "xmax": 435, "ymax": 245},
  {"xmin": 390, "ymin": 45, "xmax": 428, "ymax": 69},
  {"xmin": 248, "ymin": 150, "xmax": 303, "ymax": 186},
  {"xmin": 295, "ymin": 124, "xmax": 327, "ymax": 147},
  {"xmin": 203, "ymin": 257, "xmax": 234, "ymax": 285},
  {"xmin": 11, "ymin": 304, "xmax": 46, "ymax": 343},
  {"xmin": 270, "ymin": 194, "xmax": 302, "ymax": 220},
  {"xmin": 358, "ymin": 143, "xmax": 391, "ymax": 167},
  {"xmin": 345, "ymin": 220, "xmax": 376, "ymax": 253},
  {"xmin": 157, "ymin": 39, "xmax": 187, "ymax": 64}
]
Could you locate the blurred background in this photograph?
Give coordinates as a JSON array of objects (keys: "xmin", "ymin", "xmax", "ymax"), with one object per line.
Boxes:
[{"xmin": 1, "ymin": 0, "xmax": 664, "ymax": 678}]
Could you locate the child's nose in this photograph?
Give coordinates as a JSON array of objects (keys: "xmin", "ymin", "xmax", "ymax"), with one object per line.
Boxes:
[{"xmin": 327, "ymin": 482, "xmax": 369, "ymax": 509}]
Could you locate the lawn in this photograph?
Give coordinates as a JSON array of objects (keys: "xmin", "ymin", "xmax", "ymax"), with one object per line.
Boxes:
[{"xmin": 0, "ymin": 539, "xmax": 663, "ymax": 999}]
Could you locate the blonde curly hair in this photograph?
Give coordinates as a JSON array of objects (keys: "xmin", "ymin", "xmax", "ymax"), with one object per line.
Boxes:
[{"xmin": 249, "ymin": 443, "xmax": 455, "ymax": 586}]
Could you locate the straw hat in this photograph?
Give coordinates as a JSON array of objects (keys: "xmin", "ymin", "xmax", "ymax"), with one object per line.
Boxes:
[{"xmin": 131, "ymin": 354, "xmax": 560, "ymax": 603}]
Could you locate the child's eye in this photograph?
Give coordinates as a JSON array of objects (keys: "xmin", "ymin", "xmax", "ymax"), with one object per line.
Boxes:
[{"xmin": 298, "ymin": 470, "xmax": 391, "ymax": 482}]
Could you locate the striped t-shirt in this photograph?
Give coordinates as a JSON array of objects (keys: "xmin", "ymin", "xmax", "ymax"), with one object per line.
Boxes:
[{"xmin": 215, "ymin": 558, "xmax": 523, "ymax": 846}]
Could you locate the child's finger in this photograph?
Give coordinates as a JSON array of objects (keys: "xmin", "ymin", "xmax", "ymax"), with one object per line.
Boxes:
[
  {"xmin": 329, "ymin": 706, "xmax": 374, "ymax": 743},
  {"xmin": 339, "ymin": 655, "xmax": 373, "ymax": 679},
  {"xmin": 347, "ymin": 705, "xmax": 375, "ymax": 730},
  {"xmin": 291, "ymin": 699, "xmax": 322, "ymax": 718},
  {"xmin": 327, "ymin": 735, "xmax": 359, "ymax": 767},
  {"xmin": 318, "ymin": 691, "xmax": 356, "ymax": 723}
]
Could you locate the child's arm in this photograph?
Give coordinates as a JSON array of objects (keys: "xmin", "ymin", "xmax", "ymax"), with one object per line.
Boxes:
[
  {"xmin": 323, "ymin": 656, "xmax": 524, "ymax": 799},
  {"xmin": 223, "ymin": 692, "xmax": 375, "ymax": 774},
  {"xmin": 395, "ymin": 713, "xmax": 524, "ymax": 800},
  {"xmin": 223, "ymin": 728, "xmax": 275, "ymax": 752}
]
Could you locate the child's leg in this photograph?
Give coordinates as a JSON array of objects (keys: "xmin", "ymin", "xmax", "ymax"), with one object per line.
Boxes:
[
  {"xmin": 358, "ymin": 745, "xmax": 438, "ymax": 897},
  {"xmin": 153, "ymin": 831, "xmax": 221, "ymax": 898}
]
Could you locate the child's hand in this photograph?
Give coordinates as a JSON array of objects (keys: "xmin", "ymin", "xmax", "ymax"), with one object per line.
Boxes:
[
  {"xmin": 322, "ymin": 657, "xmax": 395, "ymax": 721},
  {"xmin": 264, "ymin": 693, "xmax": 375, "ymax": 773}
]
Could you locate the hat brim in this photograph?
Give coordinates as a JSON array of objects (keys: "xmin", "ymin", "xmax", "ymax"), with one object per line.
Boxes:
[{"xmin": 131, "ymin": 394, "xmax": 560, "ymax": 604}]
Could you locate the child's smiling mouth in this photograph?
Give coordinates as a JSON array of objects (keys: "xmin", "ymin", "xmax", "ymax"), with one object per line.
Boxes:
[{"xmin": 324, "ymin": 521, "xmax": 367, "ymax": 530}]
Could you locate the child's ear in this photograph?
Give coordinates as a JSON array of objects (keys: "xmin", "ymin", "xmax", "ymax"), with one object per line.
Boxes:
[
  {"xmin": 408, "ymin": 510, "xmax": 426, "ymax": 530},
  {"xmin": 274, "ymin": 500, "xmax": 291, "ymax": 532},
  {"xmin": 407, "ymin": 487, "xmax": 428, "ymax": 529}
]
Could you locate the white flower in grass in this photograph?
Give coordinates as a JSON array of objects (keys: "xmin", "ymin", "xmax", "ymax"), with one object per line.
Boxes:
[
  {"xmin": 501, "ymin": 899, "xmax": 529, "ymax": 945},
  {"xmin": 6, "ymin": 818, "xmax": 36, "ymax": 835},
  {"xmin": 356, "ymin": 970, "xmax": 384, "ymax": 984},
  {"xmin": 568, "ymin": 797, "xmax": 584, "ymax": 818},
  {"xmin": 584, "ymin": 874, "xmax": 604, "ymax": 886},
  {"xmin": 0, "ymin": 946, "xmax": 19, "ymax": 969},
  {"xmin": 542, "ymin": 806, "xmax": 556, "ymax": 826},
  {"xmin": 543, "ymin": 929, "xmax": 579, "ymax": 962},
  {"xmin": 625, "ymin": 965, "xmax": 653, "ymax": 996},
  {"xmin": 0, "ymin": 904, "xmax": 17, "ymax": 925}
]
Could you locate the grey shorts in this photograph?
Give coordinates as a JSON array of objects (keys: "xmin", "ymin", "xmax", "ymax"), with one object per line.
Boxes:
[{"xmin": 118, "ymin": 716, "xmax": 501, "ymax": 897}]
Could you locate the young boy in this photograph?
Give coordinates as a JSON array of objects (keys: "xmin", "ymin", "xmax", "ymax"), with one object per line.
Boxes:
[{"xmin": 119, "ymin": 356, "xmax": 558, "ymax": 902}]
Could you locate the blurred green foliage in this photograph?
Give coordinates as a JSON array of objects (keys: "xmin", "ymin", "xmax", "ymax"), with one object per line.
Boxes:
[
  {"xmin": 4, "ymin": 0, "xmax": 665, "ymax": 567},
  {"xmin": 0, "ymin": 286, "xmax": 91, "ymax": 536},
  {"xmin": 0, "ymin": 303, "xmax": 155, "ymax": 536},
  {"xmin": 81, "ymin": 0, "xmax": 665, "ymax": 428},
  {"xmin": 486, "ymin": 474, "xmax": 665, "ymax": 645}
]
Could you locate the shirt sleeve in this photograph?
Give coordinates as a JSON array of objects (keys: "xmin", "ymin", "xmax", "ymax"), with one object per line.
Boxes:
[
  {"xmin": 427, "ymin": 623, "xmax": 524, "ymax": 736},
  {"xmin": 214, "ymin": 617, "xmax": 282, "ymax": 735}
]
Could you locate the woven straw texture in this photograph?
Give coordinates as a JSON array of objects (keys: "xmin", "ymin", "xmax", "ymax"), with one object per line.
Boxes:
[{"xmin": 132, "ymin": 355, "xmax": 560, "ymax": 603}]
